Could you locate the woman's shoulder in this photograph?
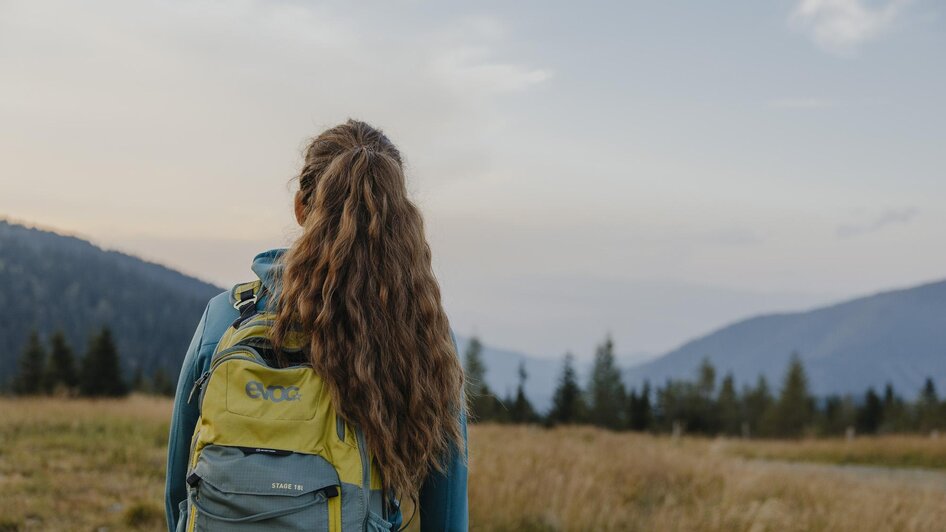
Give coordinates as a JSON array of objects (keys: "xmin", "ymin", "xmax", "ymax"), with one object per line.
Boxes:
[{"xmin": 200, "ymin": 289, "xmax": 239, "ymax": 348}]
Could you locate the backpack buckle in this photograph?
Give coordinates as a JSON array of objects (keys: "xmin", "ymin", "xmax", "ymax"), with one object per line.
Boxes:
[
  {"xmin": 233, "ymin": 296, "xmax": 257, "ymax": 311},
  {"xmin": 231, "ymin": 288, "xmax": 259, "ymax": 329}
]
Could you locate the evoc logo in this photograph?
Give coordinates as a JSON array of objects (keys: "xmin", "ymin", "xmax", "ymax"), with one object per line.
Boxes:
[{"xmin": 245, "ymin": 381, "xmax": 301, "ymax": 403}]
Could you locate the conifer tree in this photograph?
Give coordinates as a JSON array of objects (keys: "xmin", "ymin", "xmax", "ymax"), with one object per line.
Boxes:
[
  {"xmin": 14, "ymin": 331, "xmax": 46, "ymax": 395},
  {"xmin": 856, "ymin": 387, "xmax": 883, "ymax": 434},
  {"xmin": 80, "ymin": 327, "xmax": 128, "ymax": 397},
  {"xmin": 693, "ymin": 358, "xmax": 718, "ymax": 433},
  {"xmin": 921, "ymin": 378, "xmax": 938, "ymax": 403},
  {"xmin": 627, "ymin": 381, "xmax": 654, "ymax": 431},
  {"xmin": 462, "ymin": 336, "xmax": 499, "ymax": 421},
  {"xmin": 697, "ymin": 358, "xmax": 716, "ymax": 399},
  {"xmin": 586, "ymin": 335, "xmax": 626, "ymax": 429},
  {"xmin": 549, "ymin": 353, "xmax": 585, "ymax": 425},
  {"xmin": 463, "ymin": 337, "xmax": 486, "ymax": 398},
  {"xmin": 883, "ymin": 382, "xmax": 897, "ymax": 409},
  {"xmin": 771, "ymin": 353, "xmax": 813, "ymax": 437},
  {"xmin": 717, "ymin": 373, "xmax": 742, "ymax": 436},
  {"xmin": 510, "ymin": 361, "xmax": 537, "ymax": 423},
  {"xmin": 918, "ymin": 377, "xmax": 941, "ymax": 431},
  {"xmin": 819, "ymin": 395, "xmax": 843, "ymax": 436},
  {"xmin": 880, "ymin": 382, "xmax": 906, "ymax": 432},
  {"xmin": 743, "ymin": 375, "xmax": 773, "ymax": 437},
  {"xmin": 45, "ymin": 331, "xmax": 78, "ymax": 393}
]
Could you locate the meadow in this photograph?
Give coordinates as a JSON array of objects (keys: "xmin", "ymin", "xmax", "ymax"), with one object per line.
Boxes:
[{"xmin": 1, "ymin": 397, "xmax": 946, "ymax": 531}]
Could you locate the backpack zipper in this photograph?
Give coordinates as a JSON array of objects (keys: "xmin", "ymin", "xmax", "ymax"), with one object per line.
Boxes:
[
  {"xmin": 188, "ymin": 344, "xmax": 311, "ymax": 407},
  {"xmin": 187, "ymin": 346, "xmax": 264, "ymax": 405},
  {"xmin": 187, "ymin": 372, "xmax": 210, "ymax": 404}
]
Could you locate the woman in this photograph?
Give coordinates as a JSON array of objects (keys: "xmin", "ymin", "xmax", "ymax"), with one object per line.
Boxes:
[{"xmin": 165, "ymin": 120, "xmax": 468, "ymax": 531}]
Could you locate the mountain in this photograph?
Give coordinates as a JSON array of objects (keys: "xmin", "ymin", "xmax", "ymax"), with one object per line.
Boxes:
[
  {"xmin": 0, "ymin": 219, "xmax": 222, "ymax": 388},
  {"xmin": 626, "ymin": 279, "xmax": 946, "ymax": 399}
]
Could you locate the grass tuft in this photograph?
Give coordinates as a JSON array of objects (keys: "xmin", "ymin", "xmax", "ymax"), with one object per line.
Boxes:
[{"xmin": 124, "ymin": 501, "xmax": 165, "ymax": 528}]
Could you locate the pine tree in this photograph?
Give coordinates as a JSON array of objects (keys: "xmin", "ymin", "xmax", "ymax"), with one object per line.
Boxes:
[
  {"xmin": 717, "ymin": 373, "xmax": 741, "ymax": 436},
  {"xmin": 771, "ymin": 353, "xmax": 813, "ymax": 438},
  {"xmin": 856, "ymin": 387, "xmax": 883, "ymax": 434},
  {"xmin": 45, "ymin": 331, "xmax": 78, "ymax": 394},
  {"xmin": 655, "ymin": 379, "xmax": 682, "ymax": 432},
  {"xmin": 883, "ymin": 383, "xmax": 896, "ymax": 409},
  {"xmin": 14, "ymin": 331, "xmax": 46, "ymax": 395},
  {"xmin": 79, "ymin": 327, "xmax": 128, "ymax": 397},
  {"xmin": 819, "ymin": 395, "xmax": 843, "ymax": 436},
  {"xmin": 697, "ymin": 358, "xmax": 716, "ymax": 399},
  {"xmin": 548, "ymin": 353, "xmax": 585, "ymax": 425},
  {"xmin": 463, "ymin": 337, "xmax": 486, "ymax": 398},
  {"xmin": 462, "ymin": 336, "xmax": 499, "ymax": 421},
  {"xmin": 920, "ymin": 378, "xmax": 938, "ymax": 405},
  {"xmin": 627, "ymin": 381, "xmax": 654, "ymax": 431},
  {"xmin": 918, "ymin": 377, "xmax": 941, "ymax": 432},
  {"xmin": 880, "ymin": 382, "xmax": 906, "ymax": 432},
  {"xmin": 693, "ymin": 358, "xmax": 718, "ymax": 433},
  {"xmin": 510, "ymin": 361, "xmax": 537, "ymax": 423},
  {"xmin": 743, "ymin": 375, "xmax": 774, "ymax": 437},
  {"xmin": 586, "ymin": 335, "xmax": 626, "ymax": 430}
]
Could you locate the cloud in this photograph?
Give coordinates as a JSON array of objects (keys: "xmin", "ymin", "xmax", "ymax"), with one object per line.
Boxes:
[
  {"xmin": 836, "ymin": 207, "xmax": 919, "ymax": 238},
  {"xmin": 791, "ymin": 0, "xmax": 909, "ymax": 54},
  {"xmin": 769, "ymin": 97, "xmax": 833, "ymax": 109},
  {"xmin": 0, "ymin": 0, "xmax": 553, "ymax": 232},
  {"xmin": 430, "ymin": 46, "xmax": 552, "ymax": 94}
]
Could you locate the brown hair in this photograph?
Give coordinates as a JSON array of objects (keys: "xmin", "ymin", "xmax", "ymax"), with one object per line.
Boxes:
[{"xmin": 270, "ymin": 119, "xmax": 465, "ymax": 499}]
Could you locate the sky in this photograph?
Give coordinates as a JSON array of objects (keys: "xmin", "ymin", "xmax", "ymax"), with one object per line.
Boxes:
[{"xmin": 1, "ymin": 0, "xmax": 944, "ymax": 362}]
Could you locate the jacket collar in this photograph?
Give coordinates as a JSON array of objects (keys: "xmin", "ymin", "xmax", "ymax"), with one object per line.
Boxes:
[{"xmin": 250, "ymin": 248, "xmax": 286, "ymax": 299}]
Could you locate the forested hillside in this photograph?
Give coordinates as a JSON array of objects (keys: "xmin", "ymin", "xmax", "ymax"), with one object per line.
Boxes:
[{"xmin": 0, "ymin": 220, "xmax": 221, "ymax": 388}]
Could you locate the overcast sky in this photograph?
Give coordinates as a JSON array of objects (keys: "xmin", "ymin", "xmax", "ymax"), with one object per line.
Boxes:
[{"xmin": 1, "ymin": 0, "xmax": 944, "ymax": 361}]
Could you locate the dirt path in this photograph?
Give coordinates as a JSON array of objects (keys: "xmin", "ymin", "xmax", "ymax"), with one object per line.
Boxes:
[{"xmin": 752, "ymin": 458, "xmax": 946, "ymax": 490}]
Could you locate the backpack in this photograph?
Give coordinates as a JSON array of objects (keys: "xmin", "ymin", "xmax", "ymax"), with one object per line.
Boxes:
[{"xmin": 179, "ymin": 280, "xmax": 393, "ymax": 532}]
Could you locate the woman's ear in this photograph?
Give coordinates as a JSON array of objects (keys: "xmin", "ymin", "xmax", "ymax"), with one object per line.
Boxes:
[{"xmin": 294, "ymin": 191, "xmax": 307, "ymax": 226}]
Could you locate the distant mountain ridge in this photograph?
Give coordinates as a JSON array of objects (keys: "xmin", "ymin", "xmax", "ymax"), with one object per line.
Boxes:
[
  {"xmin": 626, "ymin": 279, "xmax": 946, "ymax": 398},
  {"xmin": 0, "ymin": 219, "xmax": 222, "ymax": 387},
  {"xmin": 6, "ymin": 217, "xmax": 942, "ymax": 406}
]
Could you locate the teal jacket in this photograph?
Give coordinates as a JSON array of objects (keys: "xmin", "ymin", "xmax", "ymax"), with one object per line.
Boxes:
[{"xmin": 165, "ymin": 249, "xmax": 469, "ymax": 531}]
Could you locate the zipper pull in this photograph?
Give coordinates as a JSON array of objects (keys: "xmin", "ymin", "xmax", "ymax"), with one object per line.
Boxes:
[{"xmin": 187, "ymin": 372, "xmax": 209, "ymax": 404}]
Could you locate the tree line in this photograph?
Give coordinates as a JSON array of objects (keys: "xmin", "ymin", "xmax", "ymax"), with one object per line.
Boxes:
[
  {"xmin": 464, "ymin": 335, "xmax": 946, "ymax": 438},
  {"xmin": 7, "ymin": 327, "xmax": 175, "ymax": 397},
  {"xmin": 11, "ymin": 326, "xmax": 946, "ymax": 438}
]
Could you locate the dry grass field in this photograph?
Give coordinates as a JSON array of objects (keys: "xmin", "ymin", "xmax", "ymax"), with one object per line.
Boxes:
[
  {"xmin": 2, "ymin": 397, "xmax": 946, "ymax": 531},
  {"xmin": 0, "ymin": 396, "xmax": 170, "ymax": 531},
  {"xmin": 470, "ymin": 425, "xmax": 946, "ymax": 531}
]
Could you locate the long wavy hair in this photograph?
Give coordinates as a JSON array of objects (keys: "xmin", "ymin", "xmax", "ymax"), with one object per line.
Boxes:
[{"xmin": 270, "ymin": 120, "xmax": 465, "ymax": 499}]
